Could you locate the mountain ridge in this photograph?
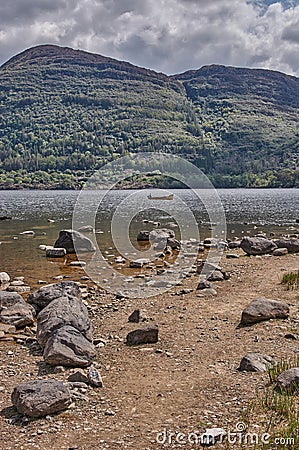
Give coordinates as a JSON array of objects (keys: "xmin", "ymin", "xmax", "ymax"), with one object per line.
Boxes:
[{"xmin": 0, "ymin": 45, "xmax": 298, "ymax": 189}]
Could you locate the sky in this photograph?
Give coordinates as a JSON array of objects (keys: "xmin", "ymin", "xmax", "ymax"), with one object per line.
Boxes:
[{"xmin": 0, "ymin": 0, "xmax": 299, "ymax": 76}]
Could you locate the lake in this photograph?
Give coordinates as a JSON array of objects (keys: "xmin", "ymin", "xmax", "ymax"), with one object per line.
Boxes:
[{"xmin": 0, "ymin": 189, "xmax": 298, "ymax": 290}]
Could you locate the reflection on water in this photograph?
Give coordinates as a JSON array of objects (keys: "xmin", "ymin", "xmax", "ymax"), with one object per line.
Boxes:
[{"xmin": 0, "ymin": 189, "xmax": 298, "ymax": 288}]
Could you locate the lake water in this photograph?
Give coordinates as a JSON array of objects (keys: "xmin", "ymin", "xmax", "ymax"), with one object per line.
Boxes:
[{"xmin": 0, "ymin": 189, "xmax": 298, "ymax": 290}]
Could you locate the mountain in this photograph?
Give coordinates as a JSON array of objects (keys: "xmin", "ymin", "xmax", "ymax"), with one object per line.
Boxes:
[
  {"xmin": 175, "ymin": 65, "xmax": 299, "ymax": 187},
  {"xmin": 0, "ymin": 44, "xmax": 298, "ymax": 188}
]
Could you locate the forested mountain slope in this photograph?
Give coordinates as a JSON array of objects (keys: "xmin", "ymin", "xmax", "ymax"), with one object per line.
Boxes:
[{"xmin": 0, "ymin": 45, "xmax": 298, "ymax": 188}]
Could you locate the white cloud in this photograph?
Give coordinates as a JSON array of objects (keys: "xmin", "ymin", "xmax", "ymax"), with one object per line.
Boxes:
[{"xmin": 0, "ymin": 0, "xmax": 298, "ymax": 75}]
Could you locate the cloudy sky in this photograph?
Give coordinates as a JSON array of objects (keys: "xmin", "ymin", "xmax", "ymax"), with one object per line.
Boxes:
[{"xmin": 0, "ymin": 0, "xmax": 298, "ymax": 75}]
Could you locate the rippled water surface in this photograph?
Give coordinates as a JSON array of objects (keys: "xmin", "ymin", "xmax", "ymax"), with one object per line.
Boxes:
[{"xmin": 0, "ymin": 189, "xmax": 298, "ymax": 287}]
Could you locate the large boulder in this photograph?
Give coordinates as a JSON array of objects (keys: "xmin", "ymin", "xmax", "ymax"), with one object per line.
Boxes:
[
  {"xmin": 241, "ymin": 298, "xmax": 289, "ymax": 325},
  {"xmin": 43, "ymin": 325, "xmax": 96, "ymax": 367},
  {"xmin": 12, "ymin": 380, "xmax": 71, "ymax": 417},
  {"xmin": 238, "ymin": 353, "xmax": 275, "ymax": 372},
  {"xmin": 274, "ymin": 238, "xmax": 299, "ymax": 253},
  {"xmin": 240, "ymin": 237, "xmax": 277, "ymax": 255},
  {"xmin": 37, "ymin": 296, "xmax": 93, "ymax": 347},
  {"xmin": 0, "ymin": 291, "xmax": 35, "ymax": 327},
  {"xmin": 27, "ymin": 281, "xmax": 81, "ymax": 313},
  {"xmin": 54, "ymin": 229, "xmax": 96, "ymax": 253}
]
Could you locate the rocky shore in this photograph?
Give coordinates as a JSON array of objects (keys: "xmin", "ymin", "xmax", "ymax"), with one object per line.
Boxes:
[{"xmin": 0, "ymin": 232, "xmax": 299, "ymax": 449}]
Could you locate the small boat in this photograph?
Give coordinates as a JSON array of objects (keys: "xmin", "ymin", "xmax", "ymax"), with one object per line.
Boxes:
[{"xmin": 147, "ymin": 193, "xmax": 174, "ymax": 200}]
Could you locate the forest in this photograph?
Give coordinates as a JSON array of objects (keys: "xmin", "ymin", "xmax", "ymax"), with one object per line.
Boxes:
[{"xmin": 0, "ymin": 45, "xmax": 298, "ymax": 189}]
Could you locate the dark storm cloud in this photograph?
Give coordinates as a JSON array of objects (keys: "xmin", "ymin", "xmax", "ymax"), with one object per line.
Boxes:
[
  {"xmin": 0, "ymin": 0, "xmax": 298, "ymax": 76},
  {"xmin": 282, "ymin": 22, "xmax": 299, "ymax": 43}
]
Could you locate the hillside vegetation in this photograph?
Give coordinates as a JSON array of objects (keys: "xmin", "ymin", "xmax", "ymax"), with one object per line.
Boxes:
[{"xmin": 0, "ymin": 45, "xmax": 298, "ymax": 188}]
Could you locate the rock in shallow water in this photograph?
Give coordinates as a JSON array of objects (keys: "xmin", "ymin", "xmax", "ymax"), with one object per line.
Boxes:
[
  {"xmin": 12, "ymin": 380, "xmax": 71, "ymax": 417},
  {"xmin": 54, "ymin": 229, "xmax": 96, "ymax": 253},
  {"xmin": 46, "ymin": 248, "xmax": 67, "ymax": 258}
]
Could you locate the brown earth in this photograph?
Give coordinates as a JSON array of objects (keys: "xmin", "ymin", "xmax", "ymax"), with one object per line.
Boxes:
[{"xmin": 0, "ymin": 251, "xmax": 299, "ymax": 450}]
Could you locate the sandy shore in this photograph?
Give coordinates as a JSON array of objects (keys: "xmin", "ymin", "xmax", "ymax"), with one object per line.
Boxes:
[{"xmin": 0, "ymin": 250, "xmax": 299, "ymax": 449}]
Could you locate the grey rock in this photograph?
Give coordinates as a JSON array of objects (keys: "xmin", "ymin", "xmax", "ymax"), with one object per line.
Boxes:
[
  {"xmin": 67, "ymin": 381, "xmax": 89, "ymax": 390},
  {"xmin": 274, "ymin": 238, "xmax": 299, "ymax": 253},
  {"xmin": 239, "ymin": 353, "xmax": 274, "ymax": 372},
  {"xmin": 88, "ymin": 366, "xmax": 103, "ymax": 387},
  {"xmin": 11, "ymin": 380, "xmax": 71, "ymax": 417},
  {"xmin": 276, "ymin": 368, "xmax": 299, "ymax": 392},
  {"xmin": 166, "ymin": 238, "xmax": 181, "ymax": 250},
  {"xmin": 114, "ymin": 256, "xmax": 126, "ymax": 264},
  {"xmin": 137, "ymin": 229, "xmax": 176, "ymax": 252},
  {"xmin": 240, "ymin": 236, "xmax": 277, "ymax": 255},
  {"xmin": 285, "ymin": 333, "xmax": 297, "ymax": 340},
  {"xmin": 27, "ymin": 281, "xmax": 81, "ymax": 313},
  {"xmin": 241, "ymin": 298, "xmax": 289, "ymax": 325},
  {"xmin": 67, "ymin": 369, "xmax": 89, "ymax": 384},
  {"xmin": 0, "ymin": 291, "xmax": 35, "ymax": 327},
  {"xmin": 272, "ymin": 248, "xmax": 288, "ymax": 256},
  {"xmin": 54, "ymin": 229, "xmax": 96, "ymax": 253},
  {"xmin": 10, "ymin": 280, "xmax": 25, "ymax": 286},
  {"xmin": 149, "ymin": 229, "xmax": 175, "ymax": 242},
  {"xmin": 203, "ymin": 238, "xmax": 218, "ymax": 246},
  {"xmin": 226, "ymin": 253, "xmax": 240, "ymax": 259},
  {"xmin": 228, "ymin": 241, "xmax": 241, "ymax": 249},
  {"xmin": 207, "ymin": 270, "xmax": 224, "ymax": 282},
  {"xmin": 0, "ymin": 272, "xmax": 10, "ymax": 284},
  {"xmin": 136, "ymin": 230, "xmax": 150, "ymax": 241},
  {"xmin": 126, "ymin": 324, "xmax": 158, "ymax": 346},
  {"xmin": 197, "ymin": 288, "xmax": 218, "ymax": 297},
  {"xmin": 6, "ymin": 285, "xmax": 31, "ymax": 293},
  {"xmin": 37, "ymin": 296, "xmax": 93, "ymax": 347},
  {"xmin": 128, "ymin": 309, "xmax": 146, "ymax": 323},
  {"xmin": 43, "ymin": 325, "xmax": 96, "ymax": 367},
  {"xmin": 197, "ymin": 261, "xmax": 222, "ymax": 276},
  {"xmin": 201, "ymin": 428, "xmax": 226, "ymax": 446},
  {"xmin": 197, "ymin": 279, "xmax": 213, "ymax": 290},
  {"xmin": 78, "ymin": 225, "xmax": 94, "ymax": 233},
  {"xmin": 46, "ymin": 248, "xmax": 67, "ymax": 258},
  {"xmin": 129, "ymin": 259, "xmax": 150, "ymax": 268}
]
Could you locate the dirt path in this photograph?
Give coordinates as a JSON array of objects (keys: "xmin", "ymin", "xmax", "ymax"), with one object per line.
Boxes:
[{"xmin": 0, "ymin": 252, "xmax": 298, "ymax": 449}]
